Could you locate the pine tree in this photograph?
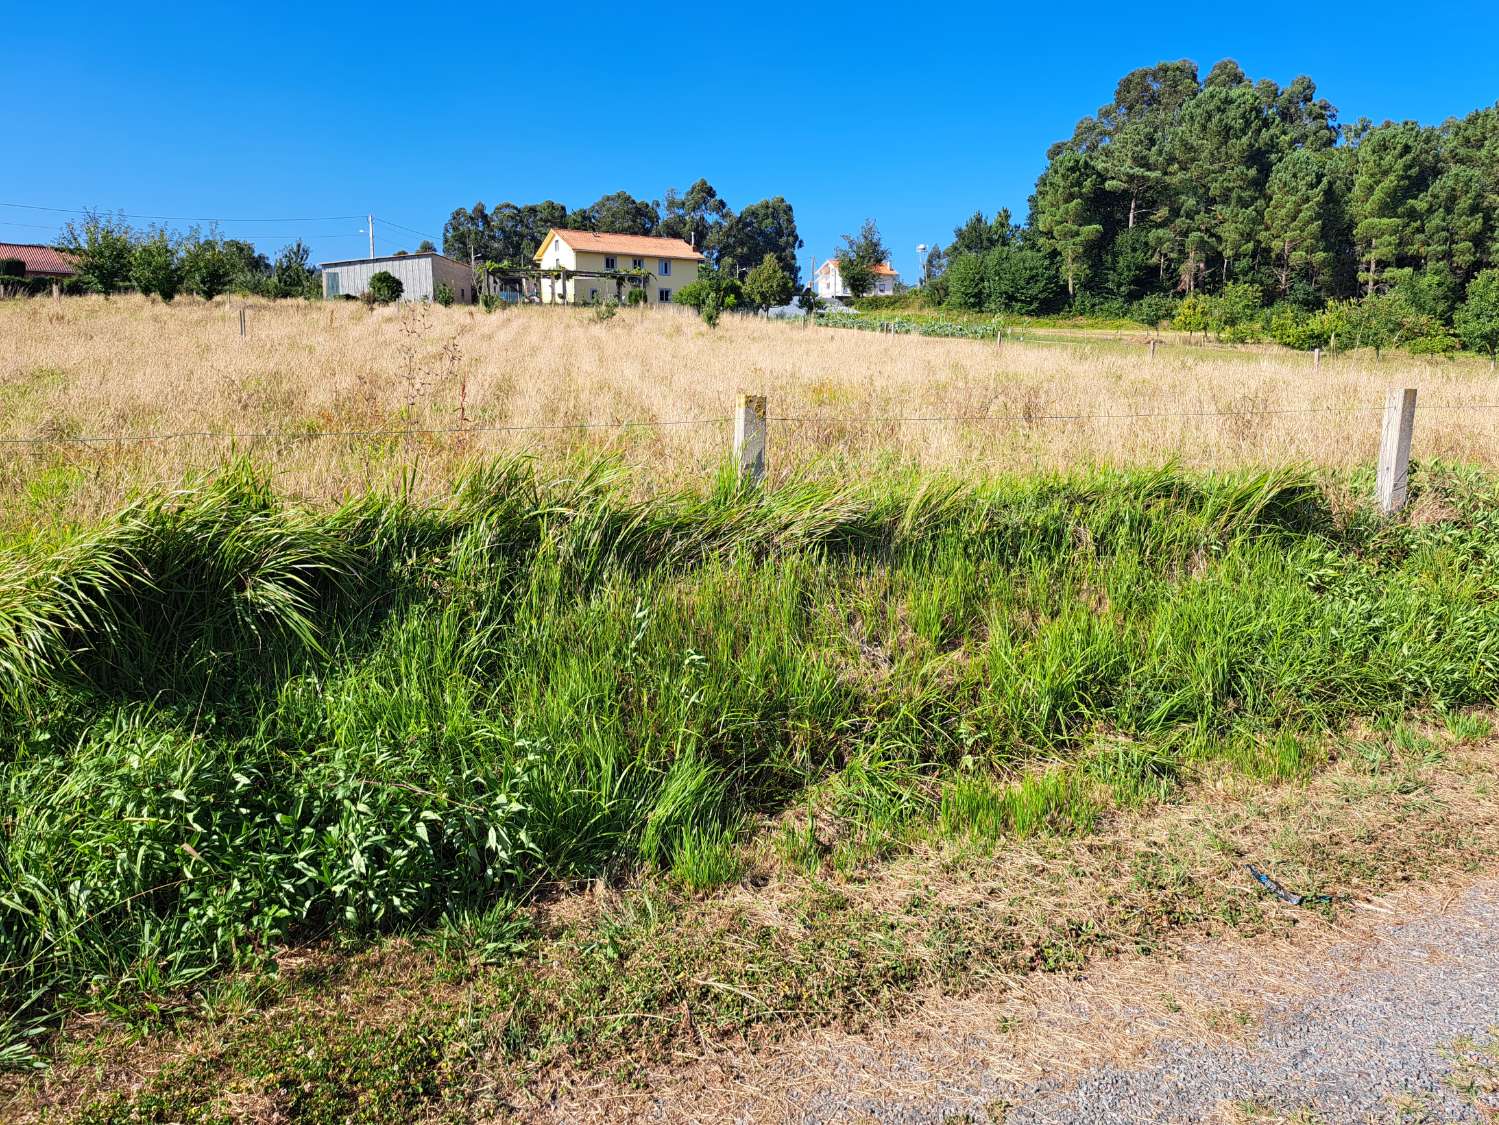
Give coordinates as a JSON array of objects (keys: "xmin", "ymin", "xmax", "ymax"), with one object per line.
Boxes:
[{"xmin": 1033, "ymin": 151, "xmax": 1104, "ymax": 297}]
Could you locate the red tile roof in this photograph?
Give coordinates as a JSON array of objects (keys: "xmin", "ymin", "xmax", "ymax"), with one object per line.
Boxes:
[
  {"xmin": 539, "ymin": 229, "xmax": 704, "ymax": 262},
  {"xmin": 817, "ymin": 258, "xmax": 898, "ymax": 276},
  {"xmin": 0, "ymin": 243, "xmax": 77, "ymax": 277}
]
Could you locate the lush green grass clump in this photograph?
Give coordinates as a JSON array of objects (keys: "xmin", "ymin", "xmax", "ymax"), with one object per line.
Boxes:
[{"xmin": 3, "ymin": 458, "xmax": 1499, "ymax": 1060}]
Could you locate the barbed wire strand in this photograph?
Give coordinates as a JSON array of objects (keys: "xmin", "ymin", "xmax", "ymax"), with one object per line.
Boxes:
[{"xmin": 2, "ymin": 402, "xmax": 1497, "ymax": 449}]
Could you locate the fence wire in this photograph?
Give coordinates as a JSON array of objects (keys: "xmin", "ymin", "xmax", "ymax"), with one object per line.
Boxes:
[{"xmin": 2, "ymin": 399, "xmax": 1498, "ymax": 449}]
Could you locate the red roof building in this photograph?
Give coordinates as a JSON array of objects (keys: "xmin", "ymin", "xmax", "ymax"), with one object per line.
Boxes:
[{"xmin": 0, "ymin": 243, "xmax": 78, "ymax": 278}]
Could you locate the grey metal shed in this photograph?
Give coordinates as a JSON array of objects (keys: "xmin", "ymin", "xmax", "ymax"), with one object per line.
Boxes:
[{"xmin": 320, "ymin": 252, "xmax": 476, "ymax": 303}]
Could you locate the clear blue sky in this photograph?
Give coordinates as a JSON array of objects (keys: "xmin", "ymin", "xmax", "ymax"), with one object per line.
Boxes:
[{"xmin": 6, "ymin": 2, "xmax": 1497, "ymax": 283}]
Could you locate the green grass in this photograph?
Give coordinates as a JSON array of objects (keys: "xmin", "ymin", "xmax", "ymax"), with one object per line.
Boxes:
[{"xmin": 5, "ymin": 456, "xmax": 1499, "ymax": 1068}]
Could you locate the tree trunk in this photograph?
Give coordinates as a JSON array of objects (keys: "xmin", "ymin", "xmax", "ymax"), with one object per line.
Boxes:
[{"xmin": 1128, "ymin": 195, "xmax": 1137, "ymax": 229}]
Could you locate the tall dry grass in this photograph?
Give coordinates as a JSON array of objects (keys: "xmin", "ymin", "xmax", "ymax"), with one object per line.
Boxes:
[{"xmin": 4, "ymin": 294, "xmax": 1499, "ymax": 522}]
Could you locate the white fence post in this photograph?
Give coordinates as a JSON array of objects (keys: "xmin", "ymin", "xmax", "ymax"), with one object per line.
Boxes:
[
  {"xmin": 733, "ymin": 393, "xmax": 767, "ymax": 486},
  {"xmin": 1376, "ymin": 388, "xmax": 1417, "ymax": 515}
]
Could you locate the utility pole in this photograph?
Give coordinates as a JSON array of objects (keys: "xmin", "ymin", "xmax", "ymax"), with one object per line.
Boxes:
[{"xmin": 367, "ymin": 214, "xmax": 375, "ymax": 261}]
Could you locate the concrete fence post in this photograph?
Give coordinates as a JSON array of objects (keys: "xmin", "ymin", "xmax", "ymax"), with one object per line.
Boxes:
[
  {"xmin": 1376, "ymin": 388, "xmax": 1417, "ymax": 515},
  {"xmin": 733, "ymin": 393, "xmax": 767, "ymax": 486}
]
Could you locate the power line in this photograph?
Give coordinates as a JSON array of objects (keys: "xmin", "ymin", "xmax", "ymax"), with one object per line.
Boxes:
[
  {"xmin": 375, "ymin": 216, "xmax": 442, "ymax": 243},
  {"xmin": 0, "ymin": 200, "xmax": 365, "ymax": 223}
]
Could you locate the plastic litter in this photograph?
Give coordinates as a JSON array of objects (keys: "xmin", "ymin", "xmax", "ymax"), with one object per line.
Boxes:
[{"xmin": 1247, "ymin": 863, "xmax": 1335, "ymax": 906}]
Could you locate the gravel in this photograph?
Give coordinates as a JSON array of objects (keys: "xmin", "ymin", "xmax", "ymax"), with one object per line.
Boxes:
[{"xmin": 793, "ymin": 880, "xmax": 1499, "ymax": 1123}]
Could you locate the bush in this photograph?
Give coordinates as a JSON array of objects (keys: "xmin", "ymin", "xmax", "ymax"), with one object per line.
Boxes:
[
  {"xmin": 1266, "ymin": 303, "xmax": 1325, "ymax": 350},
  {"xmin": 368, "ymin": 271, "xmax": 403, "ymax": 304},
  {"xmin": 984, "ymin": 246, "xmax": 1064, "ymax": 315},
  {"xmin": 626, "ymin": 287, "xmax": 647, "ymax": 307},
  {"xmin": 181, "ymin": 240, "xmax": 233, "ymax": 301},
  {"xmin": 1129, "ymin": 293, "xmax": 1178, "ymax": 330},
  {"xmin": 944, "ymin": 254, "xmax": 985, "ymax": 311},
  {"xmin": 1455, "ymin": 270, "xmax": 1499, "ymax": 364},
  {"xmin": 1211, "ymin": 282, "xmax": 1264, "ymax": 342},
  {"xmin": 1173, "ymin": 294, "xmax": 1211, "ymax": 339},
  {"xmin": 0, "ymin": 258, "xmax": 24, "ymax": 279},
  {"xmin": 434, "ymin": 282, "xmax": 455, "ymax": 307},
  {"xmin": 130, "ymin": 232, "xmax": 181, "ymax": 302},
  {"xmin": 480, "ymin": 293, "xmax": 504, "ymax": 313},
  {"xmin": 743, "ymin": 253, "xmax": 794, "ymax": 310}
]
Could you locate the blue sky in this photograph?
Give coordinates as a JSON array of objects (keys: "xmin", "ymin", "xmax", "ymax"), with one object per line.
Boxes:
[{"xmin": 6, "ymin": 2, "xmax": 1497, "ymax": 283}]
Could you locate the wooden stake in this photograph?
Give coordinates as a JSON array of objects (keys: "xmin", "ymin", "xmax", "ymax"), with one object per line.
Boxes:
[
  {"xmin": 1149, "ymin": 338, "xmax": 1157, "ymax": 359},
  {"xmin": 1375, "ymin": 388, "xmax": 1417, "ymax": 515},
  {"xmin": 733, "ymin": 393, "xmax": 767, "ymax": 486},
  {"xmin": 1313, "ymin": 347, "xmax": 1321, "ymax": 368},
  {"xmin": 239, "ymin": 307, "xmax": 246, "ymax": 337}
]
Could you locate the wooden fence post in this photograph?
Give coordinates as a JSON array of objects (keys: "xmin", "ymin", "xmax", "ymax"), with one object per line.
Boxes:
[
  {"xmin": 1313, "ymin": 347, "xmax": 1321, "ymax": 369},
  {"xmin": 1375, "ymin": 388, "xmax": 1417, "ymax": 515},
  {"xmin": 239, "ymin": 307, "xmax": 246, "ymax": 337},
  {"xmin": 1149, "ymin": 338, "xmax": 1157, "ymax": 360},
  {"xmin": 733, "ymin": 393, "xmax": 767, "ymax": 486}
]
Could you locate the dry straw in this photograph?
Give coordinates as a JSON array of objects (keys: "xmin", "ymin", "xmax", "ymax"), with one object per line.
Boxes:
[{"xmin": 6, "ymin": 295, "xmax": 1499, "ymax": 522}]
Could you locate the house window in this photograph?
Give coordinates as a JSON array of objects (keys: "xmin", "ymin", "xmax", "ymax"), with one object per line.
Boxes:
[
  {"xmin": 631, "ymin": 258, "xmax": 643, "ymax": 270},
  {"xmin": 659, "ymin": 288, "xmax": 672, "ymax": 302},
  {"xmin": 605, "ymin": 256, "xmax": 616, "ymax": 270},
  {"xmin": 659, "ymin": 260, "xmax": 671, "ymax": 276},
  {"xmin": 589, "ymin": 288, "xmax": 598, "ymax": 301},
  {"xmin": 326, "ymin": 271, "xmax": 340, "ymax": 296}
]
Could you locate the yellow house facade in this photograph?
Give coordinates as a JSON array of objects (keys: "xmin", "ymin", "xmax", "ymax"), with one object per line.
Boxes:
[{"xmin": 532, "ymin": 229, "xmax": 704, "ymax": 305}]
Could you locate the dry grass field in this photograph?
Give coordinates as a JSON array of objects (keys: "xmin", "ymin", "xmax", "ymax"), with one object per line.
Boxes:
[{"xmin": 5, "ymin": 294, "xmax": 1499, "ymax": 523}]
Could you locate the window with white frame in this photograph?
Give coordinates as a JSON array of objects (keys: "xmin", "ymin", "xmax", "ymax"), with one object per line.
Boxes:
[
  {"xmin": 659, "ymin": 288, "xmax": 671, "ymax": 302},
  {"xmin": 659, "ymin": 260, "xmax": 671, "ymax": 276}
]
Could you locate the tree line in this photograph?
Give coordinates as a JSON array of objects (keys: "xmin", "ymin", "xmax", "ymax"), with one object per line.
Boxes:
[
  {"xmin": 920, "ymin": 59, "xmax": 1499, "ymax": 358},
  {"xmin": 440, "ymin": 180, "xmax": 804, "ymax": 284},
  {"xmin": 54, "ymin": 212, "xmax": 322, "ymax": 300}
]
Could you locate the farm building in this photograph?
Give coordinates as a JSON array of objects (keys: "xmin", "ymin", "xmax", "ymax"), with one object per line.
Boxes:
[
  {"xmin": 319, "ymin": 252, "xmax": 476, "ymax": 303},
  {"xmin": 532, "ymin": 229, "xmax": 703, "ymax": 305},
  {"xmin": 0, "ymin": 243, "xmax": 78, "ymax": 280},
  {"xmin": 814, "ymin": 258, "xmax": 899, "ymax": 299}
]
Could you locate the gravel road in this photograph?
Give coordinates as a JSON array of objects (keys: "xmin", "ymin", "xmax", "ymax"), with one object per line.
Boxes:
[{"xmin": 792, "ymin": 879, "xmax": 1499, "ymax": 1124}]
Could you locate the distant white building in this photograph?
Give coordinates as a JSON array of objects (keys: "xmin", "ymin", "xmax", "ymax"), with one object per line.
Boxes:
[
  {"xmin": 814, "ymin": 257, "xmax": 899, "ymax": 299},
  {"xmin": 320, "ymin": 252, "xmax": 476, "ymax": 303}
]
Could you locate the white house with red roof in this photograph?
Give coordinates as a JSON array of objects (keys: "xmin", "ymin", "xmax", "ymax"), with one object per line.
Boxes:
[
  {"xmin": 532, "ymin": 229, "xmax": 703, "ymax": 305},
  {"xmin": 813, "ymin": 257, "xmax": 899, "ymax": 299}
]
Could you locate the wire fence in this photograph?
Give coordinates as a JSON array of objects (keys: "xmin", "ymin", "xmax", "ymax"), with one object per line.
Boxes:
[{"xmin": 4, "ymin": 398, "xmax": 1499, "ymax": 448}]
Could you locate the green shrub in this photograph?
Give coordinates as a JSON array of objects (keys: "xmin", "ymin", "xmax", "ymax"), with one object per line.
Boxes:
[
  {"xmin": 368, "ymin": 271, "xmax": 403, "ymax": 304},
  {"xmin": 743, "ymin": 253, "xmax": 794, "ymax": 310},
  {"xmin": 0, "ymin": 257, "xmax": 24, "ymax": 279},
  {"xmin": 480, "ymin": 293, "xmax": 504, "ymax": 313},
  {"xmin": 626, "ymin": 287, "xmax": 647, "ymax": 307},
  {"xmin": 130, "ymin": 231, "xmax": 181, "ymax": 302},
  {"xmin": 434, "ymin": 281, "xmax": 455, "ymax": 307},
  {"xmin": 1266, "ymin": 304, "xmax": 1325, "ymax": 350},
  {"xmin": 1130, "ymin": 293, "xmax": 1178, "ymax": 330}
]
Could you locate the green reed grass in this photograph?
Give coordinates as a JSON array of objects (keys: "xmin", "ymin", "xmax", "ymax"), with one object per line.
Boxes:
[{"xmin": 3, "ymin": 456, "xmax": 1499, "ymax": 1059}]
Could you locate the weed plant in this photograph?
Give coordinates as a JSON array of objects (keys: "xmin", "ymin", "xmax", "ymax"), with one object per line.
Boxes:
[{"xmin": 4, "ymin": 457, "xmax": 1499, "ymax": 1059}]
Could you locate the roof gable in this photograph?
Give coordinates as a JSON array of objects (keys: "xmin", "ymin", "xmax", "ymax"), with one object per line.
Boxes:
[{"xmin": 535, "ymin": 228, "xmax": 704, "ymax": 263}]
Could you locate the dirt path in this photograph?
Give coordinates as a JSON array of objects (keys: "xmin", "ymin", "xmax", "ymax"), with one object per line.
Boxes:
[{"xmin": 554, "ymin": 875, "xmax": 1499, "ymax": 1123}]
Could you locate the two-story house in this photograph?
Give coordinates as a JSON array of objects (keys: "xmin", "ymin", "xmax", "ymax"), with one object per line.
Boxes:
[{"xmin": 532, "ymin": 229, "xmax": 703, "ymax": 305}]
